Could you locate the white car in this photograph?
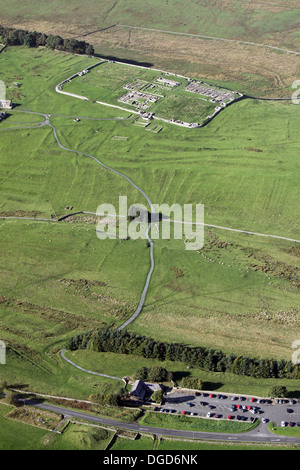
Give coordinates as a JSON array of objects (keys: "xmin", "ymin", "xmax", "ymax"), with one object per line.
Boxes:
[{"xmin": 281, "ymin": 421, "xmax": 286, "ymax": 427}]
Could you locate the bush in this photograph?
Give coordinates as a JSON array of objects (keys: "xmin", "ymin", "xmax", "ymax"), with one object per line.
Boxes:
[
  {"xmin": 180, "ymin": 377, "xmax": 203, "ymax": 390},
  {"xmin": 5, "ymin": 391, "xmax": 20, "ymax": 407},
  {"xmin": 151, "ymin": 389, "xmax": 165, "ymax": 404},
  {"xmin": 135, "ymin": 366, "xmax": 149, "ymax": 380},
  {"xmin": 269, "ymin": 386, "xmax": 288, "ymax": 398},
  {"xmin": 148, "ymin": 366, "xmax": 168, "ymax": 383}
]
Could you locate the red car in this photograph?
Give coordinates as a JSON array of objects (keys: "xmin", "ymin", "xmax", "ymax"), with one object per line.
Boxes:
[{"xmin": 227, "ymin": 415, "xmax": 232, "ymax": 420}]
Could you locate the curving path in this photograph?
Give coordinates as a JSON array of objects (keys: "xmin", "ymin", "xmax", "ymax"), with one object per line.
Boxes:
[
  {"xmin": 60, "ymin": 349, "xmax": 123, "ymax": 381},
  {"xmin": 0, "ymin": 107, "xmax": 155, "ymax": 330}
]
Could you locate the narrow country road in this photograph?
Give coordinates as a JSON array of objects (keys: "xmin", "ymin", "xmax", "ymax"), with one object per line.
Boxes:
[{"xmin": 24, "ymin": 400, "xmax": 300, "ymax": 445}]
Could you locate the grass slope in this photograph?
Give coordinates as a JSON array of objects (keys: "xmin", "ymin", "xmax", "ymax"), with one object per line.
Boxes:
[
  {"xmin": 1, "ymin": 1, "xmax": 300, "ymax": 49},
  {"xmin": 0, "ymin": 46, "xmax": 299, "ymax": 400}
]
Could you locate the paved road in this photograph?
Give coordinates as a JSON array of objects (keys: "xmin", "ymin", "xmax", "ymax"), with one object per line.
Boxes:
[{"xmin": 26, "ymin": 400, "xmax": 300, "ymax": 445}]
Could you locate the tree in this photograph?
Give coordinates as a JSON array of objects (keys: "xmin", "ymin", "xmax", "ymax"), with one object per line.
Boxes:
[
  {"xmin": 24, "ymin": 32, "xmax": 36, "ymax": 48},
  {"xmin": 5, "ymin": 391, "xmax": 20, "ymax": 407},
  {"xmin": 86, "ymin": 44, "xmax": 95, "ymax": 56},
  {"xmin": 269, "ymin": 385, "xmax": 288, "ymax": 398},
  {"xmin": 135, "ymin": 366, "xmax": 149, "ymax": 380},
  {"xmin": 151, "ymin": 389, "xmax": 164, "ymax": 404},
  {"xmin": 148, "ymin": 366, "xmax": 168, "ymax": 383},
  {"xmin": 180, "ymin": 377, "xmax": 203, "ymax": 390}
]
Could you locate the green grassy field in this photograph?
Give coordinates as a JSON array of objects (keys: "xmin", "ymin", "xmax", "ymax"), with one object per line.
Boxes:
[
  {"xmin": 1, "ymin": 403, "xmax": 297, "ymax": 451},
  {"xmin": 0, "ymin": 45, "xmax": 299, "ymax": 408},
  {"xmin": 61, "ymin": 350, "xmax": 300, "ymax": 398},
  {"xmin": 138, "ymin": 411, "xmax": 259, "ymax": 433},
  {"xmin": 1, "ymin": 1, "xmax": 300, "ymax": 50},
  {"xmin": 64, "ymin": 60, "xmax": 221, "ymax": 123}
]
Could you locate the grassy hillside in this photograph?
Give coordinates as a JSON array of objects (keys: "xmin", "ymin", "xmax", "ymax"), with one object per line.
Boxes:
[
  {"xmin": 0, "ymin": 46, "xmax": 299, "ymax": 397},
  {"xmin": 1, "ymin": 1, "xmax": 300, "ymax": 49},
  {"xmin": 1, "ymin": 2, "xmax": 299, "ymax": 98}
]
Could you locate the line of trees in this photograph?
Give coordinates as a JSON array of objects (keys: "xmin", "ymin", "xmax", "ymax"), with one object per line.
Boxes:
[
  {"xmin": 0, "ymin": 25, "xmax": 95, "ymax": 55},
  {"xmin": 66, "ymin": 328, "xmax": 300, "ymax": 380}
]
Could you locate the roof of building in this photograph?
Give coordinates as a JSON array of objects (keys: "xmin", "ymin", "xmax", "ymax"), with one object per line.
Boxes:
[{"xmin": 130, "ymin": 380, "xmax": 147, "ymax": 399}]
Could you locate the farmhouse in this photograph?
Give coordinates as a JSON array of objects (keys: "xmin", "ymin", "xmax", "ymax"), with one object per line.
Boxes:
[
  {"xmin": 130, "ymin": 380, "xmax": 147, "ymax": 400},
  {"xmin": 0, "ymin": 99, "xmax": 13, "ymax": 109},
  {"xmin": 130, "ymin": 380, "xmax": 165, "ymax": 401}
]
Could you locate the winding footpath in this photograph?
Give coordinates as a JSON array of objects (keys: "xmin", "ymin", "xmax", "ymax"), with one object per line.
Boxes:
[
  {"xmin": 1, "ymin": 59, "xmax": 300, "ymax": 445},
  {"xmin": 0, "ymin": 107, "xmax": 155, "ymax": 330},
  {"xmin": 1, "ymin": 104, "xmax": 300, "ymax": 331},
  {"xmin": 60, "ymin": 349, "xmax": 123, "ymax": 381}
]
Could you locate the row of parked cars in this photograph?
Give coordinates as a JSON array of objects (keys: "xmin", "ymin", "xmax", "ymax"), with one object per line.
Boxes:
[{"xmin": 281, "ymin": 421, "xmax": 300, "ymax": 428}]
